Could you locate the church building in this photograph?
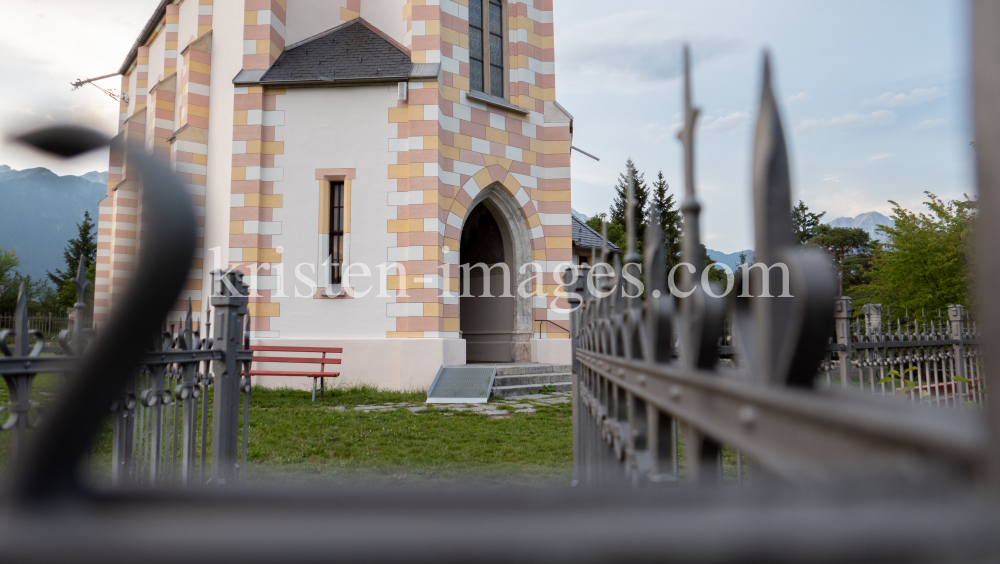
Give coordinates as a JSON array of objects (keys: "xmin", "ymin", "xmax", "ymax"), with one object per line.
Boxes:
[{"xmin": 96, "ymin": 0, "xmax": 575, "ymax": 390}]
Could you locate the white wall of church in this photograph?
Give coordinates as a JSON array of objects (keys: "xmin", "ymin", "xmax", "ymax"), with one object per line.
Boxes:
[
  {"xmin": 203, "ymin": 0, "xmax": 245, "ymax": 300},
  {"xmin": 361, "ymin": 0, "xmax": 408, "ymax": 45},
  {"xmin": 270, "ymin": 85, "xmax": 399, "ymax": 339},
  {"xmin": 177, "ymin": 0, "xmax": 201, "ymax": 51},
  {"xmin": 148, "ymin": 31, "xmax": 166, "ymax": 85},
  {"xmin": 284, "ymin": 0, "xmax": 349, "ymax": 46},
  {"xmin": 283, "ymin": 1, "xmax": 409, "ymax": 47}
]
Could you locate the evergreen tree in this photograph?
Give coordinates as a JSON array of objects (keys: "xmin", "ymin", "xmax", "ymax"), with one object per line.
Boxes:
[
  {"xmin": 792, "ymin": 200, "xmax": 826, "ymax": 244},
  {"xmin": 47, "ymin": 211, "xmax": 97, "ymax": 314},
  {"xmin": 649, "ymin": 171, "xmax": 681, "ymax": 268},
  {"xmin": 609, "ymin": 158, "xmax": 650, "ymax": 251}
]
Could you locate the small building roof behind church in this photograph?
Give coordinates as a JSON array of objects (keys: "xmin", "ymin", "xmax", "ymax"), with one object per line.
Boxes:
[
  {"xmin": 572, "ymin": 215, "xmax": 620, "ymax": 253},
  {"xmin": 259, "ymin": 19, "xmax": 412, "ymax": 86}
]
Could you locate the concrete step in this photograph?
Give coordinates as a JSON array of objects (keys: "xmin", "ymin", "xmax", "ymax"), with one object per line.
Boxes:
[
  {"xmin": 491, "ymin": 381, "xmax": 573, "ymax": 398},
  {"xmin": 493, "ymin": 372, "xmax": 574, "ymax": 387},
  {"xmin": 491, "ymin": 363, "xmax": 573, "ymax": 376}
]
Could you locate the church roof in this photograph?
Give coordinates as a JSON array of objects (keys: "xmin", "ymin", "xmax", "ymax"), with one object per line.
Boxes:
[
  {"xmin": 572, "ymin": 215, "xmax": 620, "ymax": 253},
  {"xmin": 258, "ymin": 19, "xmax": 412, "ymax": 86}
]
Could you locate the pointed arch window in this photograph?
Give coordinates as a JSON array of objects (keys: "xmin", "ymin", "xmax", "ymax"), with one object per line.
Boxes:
[{"xmin": 469, "ymin": 0, "xmax": 508, "ymax": 99}]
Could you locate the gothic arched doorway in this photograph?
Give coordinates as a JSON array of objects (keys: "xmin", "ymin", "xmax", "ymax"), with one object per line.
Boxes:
[{"xmin": 460, "ymin": 201, "xmax": 516, "ymax": 362}]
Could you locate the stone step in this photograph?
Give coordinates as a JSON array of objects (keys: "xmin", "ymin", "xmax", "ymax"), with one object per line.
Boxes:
[
  {"xmin": 491, "ymin": 381, "xmax": 573, "ymax": 398},
  {"xmin": 490, "ymin": 363, "xmax": 573, "ymax": 376},
  {"xmin": 493, "ymin": 372, "xmax": 574, "ymax": 387}
]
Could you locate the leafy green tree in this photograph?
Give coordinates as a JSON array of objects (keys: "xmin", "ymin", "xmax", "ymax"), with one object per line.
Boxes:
[
  {"xmin": 851, "ymin": 193, "xmax": 976, "ymax": 313},
  {"xmin": 585, "ymin": 213, "xmax": 626, "ymax": 254},
  {"xmin": 792, "ymin": 200, "xmax": 826, "ymax": 245},
  {"xmin": 47, "ymin": 210, "xmax": 97, "ymax": 314},
  {"xmin": 609, "ymin": 158, "xmax": 649, "ymax": 252},
  {"xmin": 808, "ymin": 224, "xmax": 872, "ymax": 296},
  {"xmin": 0, "ymin": 246, "xmax": 61, "ymax": 317},
  {"xmin": 650, "ymin": 171, "xmax": 681, "ymax": 268}
]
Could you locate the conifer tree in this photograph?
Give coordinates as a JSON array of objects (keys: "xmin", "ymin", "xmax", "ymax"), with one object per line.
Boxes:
[
  {"xmin": 650, "ymin": 171, "xmax": 681, "ymax": 268},
  {"xmin": 609, "ymin": 158, "xmax": 649, "ymax": 249},
  {"xmin": 47, "ymin": 210, "xmax": 97, "ymax": 313}
]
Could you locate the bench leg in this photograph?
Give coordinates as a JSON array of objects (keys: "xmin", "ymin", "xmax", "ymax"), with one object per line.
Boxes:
[
  {"xmin": 321, "ymin": 377, "xmax": 325, "ymax": 399},
  {"xmin": 312, "ymin": 378, "xmax": 317, "ymax": 403}
]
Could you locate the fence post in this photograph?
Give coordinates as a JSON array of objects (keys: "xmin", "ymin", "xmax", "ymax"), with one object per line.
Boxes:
[
  {"xmin": 567, "ymin": 263, "xmax": 589, "ymax": 486},
  {"xmin": 210, "ymin": 270, "xmax": 249, "ymax": 485},
  {"xmin": 862, "ymin": 304, "xmax": 883, "ymax": 337},
  {"xmin": 949, "ymin": 305, "xmax": 966, "ymax": 403},
  {"xmin": 834, "ymin": 297, "xmax": 853, "ymax": 388}
]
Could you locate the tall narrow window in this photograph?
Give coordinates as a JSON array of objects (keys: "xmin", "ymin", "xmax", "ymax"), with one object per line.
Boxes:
[
  {"xmin": 330, "ymin": 182, "xmax": 345, "ymax": 286},
  {"xmin": 488, "ymin": 0, "xmax": 504, "ymax": 98},
  {"xmin": 469, "ymin": 0, "xmax": 485, "ymax": 93},
  {"xmin": 469, "ymin": 0, "xmax": 505, "ymax": 97}
]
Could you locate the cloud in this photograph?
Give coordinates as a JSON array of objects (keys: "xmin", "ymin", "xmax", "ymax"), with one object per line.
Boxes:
[
  {"xmin": 783, "ymin": 92, "xmax": 808, "ymax": 105},
  {"xmin": 556, "ymin": 10, "xmax": 745, "ymax": 94},
  {"xmin": 700, "ymin": 111, "xmax": 751, "ymax": 134},
  {"xmin": 916, "ymin": 118, "xmax": 947, "ymax": 129},
  {"xmin": 863, "ymin": 87, "xmax": 944, "ymax": 107},
  {"xmin": 794, "ymin": 110, "xmax": 897, "ymax": 135},
  {"xmin": 866, "ymin": 153, "xmax": 893, "ymax": 162}
]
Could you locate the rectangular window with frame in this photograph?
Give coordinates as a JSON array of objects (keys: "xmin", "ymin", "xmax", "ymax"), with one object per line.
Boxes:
[
  {"xmin": 469, "ymin": 0, "xmax": 506, "ymax": 98},
  {"xmin": 488, "ymin": 0, "xmax": 504, "ymax": 98},
  {"xmin": 469, "ymin": 0, "xmax": 485, "ymax": 93},
  {"xmin": 330, "ymin": 181, "xmax": 345, "ymax": 286}
]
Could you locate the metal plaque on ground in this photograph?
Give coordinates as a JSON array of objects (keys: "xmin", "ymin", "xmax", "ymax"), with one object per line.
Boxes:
[{"xmin": 426, "ymin": 365, "xmax": 497, "ymax": 404}]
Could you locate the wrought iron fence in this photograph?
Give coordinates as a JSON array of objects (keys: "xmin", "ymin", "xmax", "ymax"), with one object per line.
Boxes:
[
  {"xmin": 568, "ymin": 48, "xmax": 984, "ymax": 488},
  {"xmin": 817, "ymin": 299, "xmax": 984, "ymax": 406},
  {"xmin": 110, "ymin": 278, "xmax": 253, "ymax": 487},
  {"xmin": 0, "ymin": 315, "xmax": 90, "ymax": 344},
  {"xmin": 0, "ymin": 264, "xmax": 253, "ymax": 486}
]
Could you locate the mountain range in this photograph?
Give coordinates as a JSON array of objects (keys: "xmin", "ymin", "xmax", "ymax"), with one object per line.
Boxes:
[
  {"xmin": 573, "ymin": 208, "xmax": 895, "ymax": 269},
  {"xmin": 827, "ymin": 211, "xmax": 894, "ymax": 242},
  {"xmin": 0, "ymin": 165, "xmax": 107, "ymax": 281}
]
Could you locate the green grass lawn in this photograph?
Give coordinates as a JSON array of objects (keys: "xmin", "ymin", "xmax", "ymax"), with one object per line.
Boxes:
[
  {"xmin": 245, "ymin": 386, "xmax": 573, "ymax": 485},
  {"xmin": 0, "ymin": 382, "xmax": 574, "ymax": 486},
  {"xmin": 0, "ymin": 380, "xmax": 752, "ymax": 487}
]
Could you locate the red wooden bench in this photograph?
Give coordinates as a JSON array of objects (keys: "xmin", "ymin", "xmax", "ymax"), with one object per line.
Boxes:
[{"xmin": 249, "ymin": 346, "xmax": 342, "ymax": 402}]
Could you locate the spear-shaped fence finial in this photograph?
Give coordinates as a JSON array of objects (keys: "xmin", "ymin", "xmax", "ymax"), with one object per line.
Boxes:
[
  {"xmin": 644, "ymin": 205, "xmax": 665, "ymax": 298},
  {"xmin": 184, "ymin": 298, "xmax": 194, "ymax": 349},
  {"xmin": 678, "ymin": 44, "xmax": 703, "ymax": 283},
  {"xmin": 624, "ymin": 166, "xmax": 641, "ymax": 266},
  {"xmin": 72, "ymin": 256, "xmax": 90, "ymax": 308},
  {"xmin": 14, "ymin": 283, "xmax": 28, "ymax": 357},
  {"xmin": 600, "ymin": 220, "xmax": 610, "ymax": 266}
]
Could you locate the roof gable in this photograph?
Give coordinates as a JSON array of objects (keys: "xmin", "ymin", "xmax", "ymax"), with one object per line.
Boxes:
[{"xmin": 260, "ymin": 19, "xmax": 412, "ymax": 86}]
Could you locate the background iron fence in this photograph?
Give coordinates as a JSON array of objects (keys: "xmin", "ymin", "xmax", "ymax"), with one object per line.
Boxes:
[
  {"xmin": 0, "ymin": 315, "xmax": 91, "ymax": 344},
  {"xmin": 0, "ymin": 264, "xmax": 253, "ymax": 486},
  {"xmin": 819, "ymin": 299, "xmax": 984, "ymax": 406}
]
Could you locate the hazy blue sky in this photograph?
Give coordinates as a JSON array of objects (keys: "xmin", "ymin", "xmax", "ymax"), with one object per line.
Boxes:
[
  {"xmin": 0, "ymin": 1, "xmax": 972, "ymax": 253},
  {"xmin": 554, "ymin": 0, "xmax": 972, "ymax": 252}
]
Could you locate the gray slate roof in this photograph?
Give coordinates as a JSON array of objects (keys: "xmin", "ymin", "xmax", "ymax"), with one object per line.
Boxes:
[
  {"xmin": 259, "ymin": 19, "xmax": 411, "ymax": 86},
  {"xmin": 572, "ymin": 215, "xmax": 620, "ymax": 252}
]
